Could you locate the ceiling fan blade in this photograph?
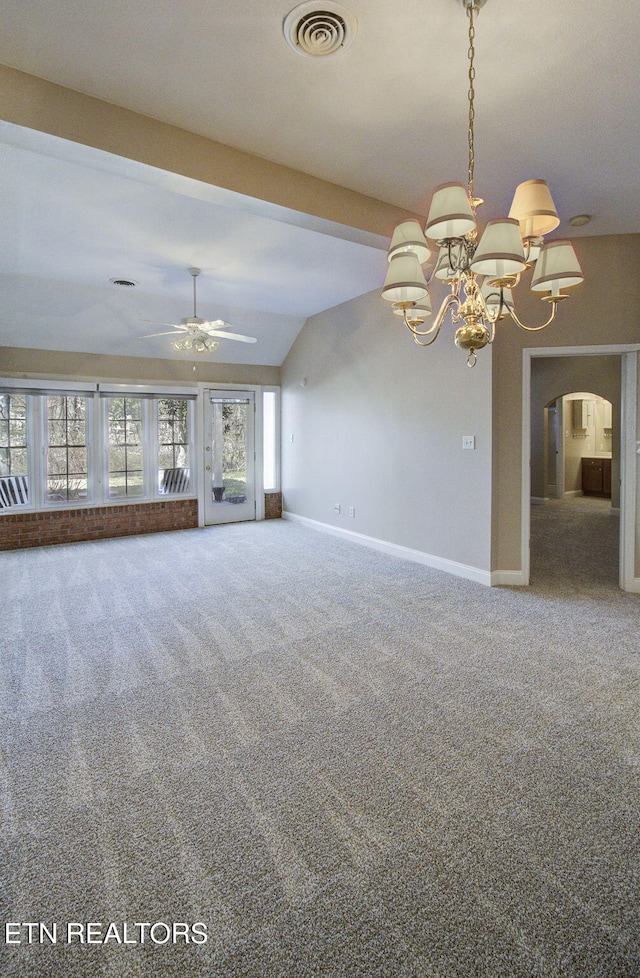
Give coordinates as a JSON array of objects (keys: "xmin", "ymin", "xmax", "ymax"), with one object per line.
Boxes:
[
  {"xmin": 206, "ymin": 330, "xmax": 258, "ymax": 344},
  {"xmin": 140, "ymin": 329, "xmax": 185, "ymax": 338},
  {"xmin": 140, "ymin": 319, "xmax": 183, "ymax": 328},
  {"xmin": 201, "ymin": 319, "xmax": 233, "ymax": 330}
]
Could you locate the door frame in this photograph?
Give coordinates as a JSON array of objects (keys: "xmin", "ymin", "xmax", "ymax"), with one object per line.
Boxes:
[
  {"xmin": 522, "ymin": 344, "xmax": 640, "ymax": 592},
  {"xmin": 543, "ymin": 400, "xmax": 563, "ymax": 499},
  {"xmin": 198, "ymin": 385, "xmax": 265, "ymax": 527}
]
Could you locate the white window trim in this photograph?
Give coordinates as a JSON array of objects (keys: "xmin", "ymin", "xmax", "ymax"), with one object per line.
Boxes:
[
  {"xmin": 262, "ymin": 386, "xmax": 281, "ymax": 493},
  {"xmin": 1, "ymin": 380, "xmax": 197, "ymax": 513},
  {"xmin": 40, "ymin": 392, "xmax": 94, "ymax": 508}
]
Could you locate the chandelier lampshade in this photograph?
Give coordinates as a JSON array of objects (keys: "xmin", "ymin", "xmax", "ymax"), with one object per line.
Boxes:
[
  {"xmin": 425, "ymin": 183, "xmax": 477, "ymax": 240},
  {"xmin": 470, "ymin": 218, "xmax": 527, "ymax": 278},
  {"xmin": 509, "ymin": 179, "xmax": 560, "ymax": 238},
  {"xmin": 530, "ymin": 240, "xmax": 584, "ymax": 294},
  {"xmin": 388, "ymin": 220, "xmax": 432, "ymax": 265},
  {"xmin": 381, "ymin": 252, "xmax": 429, "ymax": 304}
]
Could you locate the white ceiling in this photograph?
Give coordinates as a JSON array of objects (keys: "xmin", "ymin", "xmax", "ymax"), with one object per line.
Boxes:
[{"xmin": 0, "ymin": 0, "xmax": 638, "ymax": 366}]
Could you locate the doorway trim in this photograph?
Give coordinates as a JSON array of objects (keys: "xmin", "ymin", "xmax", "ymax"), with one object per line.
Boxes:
[
  {"xmin": 197, "ymin": 383, "xmax": 266, "ymax": 527},
  {"xmin": 522, "ymin": 344, "xmax": 640, "ymax": 592}
]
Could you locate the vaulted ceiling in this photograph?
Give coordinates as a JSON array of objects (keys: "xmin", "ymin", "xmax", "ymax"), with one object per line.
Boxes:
[{"xmin": 0, "ymin": 0, "xmax": 637, "ymax": 366}]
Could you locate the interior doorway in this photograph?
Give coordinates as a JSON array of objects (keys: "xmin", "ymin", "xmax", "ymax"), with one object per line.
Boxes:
[
  {"xmin": 542, "ymin": 393, "xmax": 614, "ymax": 503},
  {"xmin": 522, "ymin": 346, "xmax": 639, "ymax": 593}
]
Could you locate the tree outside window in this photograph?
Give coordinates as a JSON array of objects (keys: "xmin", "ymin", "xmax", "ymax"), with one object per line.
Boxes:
[
  {"xmin": 108, "ymin": 397, "xmax": 144, "ymax": 497},
  {"xmin": 157, "ymin": 398, "xmax": 191, "ymax": 492},
  {"xmin": 46, "ymin": 395, "xmax": 88, "ymax": 501},
  {"xmin": 0, "ymin": 394, "xmax": 29, "ymax": 503}
]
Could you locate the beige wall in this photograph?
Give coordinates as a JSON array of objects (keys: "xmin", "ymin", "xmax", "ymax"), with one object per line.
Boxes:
[
  {"xmin": 0, "ymin": 65, "xmax": 413, "ymax": 241},
  {"xmin": 281, "ymin": 288, "xmax": 493, "ymax": 579},
  {"xmin": 491, "ymin": 233, "xmax": 640, "ymax": 574},
  {"xmin": 0, "ymin": 346, "xmax": 280, "ymax": 387}
]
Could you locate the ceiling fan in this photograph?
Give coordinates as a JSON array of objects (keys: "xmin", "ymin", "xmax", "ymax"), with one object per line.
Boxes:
[{"xmin": 140, "ymin": 267, "xmax": 257, "ymax": 354}]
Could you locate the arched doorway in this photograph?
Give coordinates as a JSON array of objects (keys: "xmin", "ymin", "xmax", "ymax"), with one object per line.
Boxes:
[
  {"xmin": 541, "ymin": 392, "xmax": 614, "ymax": 502},
  {"xmin": 530, "ymin": 390, "xmax": 618, "ymax": 587}
]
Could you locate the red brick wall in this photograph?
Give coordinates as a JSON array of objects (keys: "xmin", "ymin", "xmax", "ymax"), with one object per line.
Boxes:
[
  {"xmin": 264, "ymin": 492, "xmax": 282, "ymax": 519},
  {"xmin": 0, "ymin": 492, "xmax": 282, "ymax": 551},
  {"xmin": 0, "ymin": 499, "xmax": 199, "ymax": 551}
]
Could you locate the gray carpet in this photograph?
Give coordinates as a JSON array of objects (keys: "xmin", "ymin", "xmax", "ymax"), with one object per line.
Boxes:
[{"xmin": 1, "ymin": 499, "xmax": 638, "ymax": 977}]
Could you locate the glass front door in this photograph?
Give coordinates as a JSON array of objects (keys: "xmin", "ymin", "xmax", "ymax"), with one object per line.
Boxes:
[{"xmin": 204, "ymin": 392, "xmax": 255, "ymax": 524}]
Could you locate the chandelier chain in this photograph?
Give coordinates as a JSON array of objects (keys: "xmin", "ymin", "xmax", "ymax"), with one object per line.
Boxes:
[{"xmin": 467, "ymin": 3, "xmax": 476, "ymax": 205}]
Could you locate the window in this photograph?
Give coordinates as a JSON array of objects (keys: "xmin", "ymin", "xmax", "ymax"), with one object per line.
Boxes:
[
  {"xmin": 262, "ymin": 388, "xmax": 280, "ymax": 492},
  {"xmin": 0, "ymin": 383, "xmax": 196, "ymax": 511},
  {"xmin": 107, "ymin": 396, "xmax": 145, "ymax": 497},
  {"xmin": 0, "ymin": 393, "xmax": 30, "ymax": 507},
  {"xmin": 46, "ymin": 395, "xmax": 89, "ymax": 502},
  {"xmin": 157, "ymin": 398, "xmax": 191, "ymax": 493}
]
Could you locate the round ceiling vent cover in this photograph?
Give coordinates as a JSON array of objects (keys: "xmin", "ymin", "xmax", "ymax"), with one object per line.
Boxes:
[
  {"xmin": 109, "ymin": 277, "xmax": 138, "ymax": 288},
  {"xmin": 284, "ymin": 2, "xmax": 357, "ymax": 57}
]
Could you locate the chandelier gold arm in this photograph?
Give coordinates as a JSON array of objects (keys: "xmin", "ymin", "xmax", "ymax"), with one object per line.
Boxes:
[
  {"xmin": 506, "ymin": 297, "xmax": 564, "ymax": 332},
  {"xmin": 404, "ymin": 293, "xmax": 459, "ymax": 346}
]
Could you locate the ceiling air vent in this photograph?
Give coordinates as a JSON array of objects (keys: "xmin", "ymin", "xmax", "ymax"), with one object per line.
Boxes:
[
  {"xmin": 284, "ymin": 2, "xmax": 357, "ymax": 57},
  {"xmin": 109, "ymin": 277, "xmax": 138, "ymax": 288}
]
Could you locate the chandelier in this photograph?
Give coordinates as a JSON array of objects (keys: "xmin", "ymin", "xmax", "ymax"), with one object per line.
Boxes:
[{"xmin": 381, "ymin": 0, "xmax": 584, "ymax": 367}]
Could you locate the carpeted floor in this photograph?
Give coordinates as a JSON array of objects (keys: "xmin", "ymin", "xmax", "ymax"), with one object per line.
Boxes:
[{"xmin": 1, "ymin": 498, "xmax": 638, "ymax": 977}]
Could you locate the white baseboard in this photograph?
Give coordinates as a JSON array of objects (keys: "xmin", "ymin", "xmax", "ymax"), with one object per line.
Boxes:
[
  {"xmin": 563, "ymin": 490, "xmax": 582, "ymax": 497},
  {"xmin": 490, "ymin": 569, "xmax": 527, "ymax": 586},
  {"xmin": 530, "ymin": 496, "xmax": 546, "ymax": 505},
  {"xmin": 282, "ymin": 511, "xmax": 492, "ymax": 587}
]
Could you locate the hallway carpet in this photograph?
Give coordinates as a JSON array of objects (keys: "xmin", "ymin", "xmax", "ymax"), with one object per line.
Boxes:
[{"xmin": 1, "ymin": 500, "xmax": 638, "ymax": 977}]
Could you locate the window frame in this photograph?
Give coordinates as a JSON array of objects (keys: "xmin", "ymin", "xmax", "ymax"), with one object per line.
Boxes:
[
  {"xmin": 262, "ymin": 386, "xmax": 281, "ymax": 493},
  {"xmin": 103, "ymin": 393, "xmax": 148, "ymax": 501},
  {"xmin": 155, "ymin": 396, "xmax": 194, "ymax": 496},
  {"xmin": 42, "ymin": 392, "xmax": 93, "ymax": 506},
  {"xmin": 0, "ymin": 390, "xmax": 33, "ymax": 509},
  {"xmin": 0, "ymin": 379, "xmax": 197, "ymax": 512}
]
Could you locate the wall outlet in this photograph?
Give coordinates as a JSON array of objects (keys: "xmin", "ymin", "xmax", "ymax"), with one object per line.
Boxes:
[
  {"xmin": 462, "ymin": 435, "xmax": 475, "ymax": 450},
  {"xmin": 349, "ymin": 506, "xmax": 355, "ymax": 518}
]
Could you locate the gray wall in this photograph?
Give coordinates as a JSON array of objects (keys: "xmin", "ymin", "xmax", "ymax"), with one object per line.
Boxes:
[
  {"xmin": 281, "ymin": 289, "xmax": 493, "ymax": 577},
  {"xmin": 283, "ymin": 233, "xmax": 640, "ymax": 583}
]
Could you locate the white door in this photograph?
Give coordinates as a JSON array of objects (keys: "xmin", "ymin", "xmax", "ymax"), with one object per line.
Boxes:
[{"xmin": 204, "ymin": 391, "xmax": 255, "ymax": 525}]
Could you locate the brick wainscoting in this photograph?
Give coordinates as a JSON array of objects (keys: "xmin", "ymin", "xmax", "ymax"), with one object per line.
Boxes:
[
  {"xmin": 1, "ymin": 493, "xmax": 283, "ymax": 551},
  {"xmin": 264, "ymin": 492, "xmax": 282, "ymax": 519},
  {"xmin": 0, "ymin": 499, "xmax": 199, "ymax": 551}
]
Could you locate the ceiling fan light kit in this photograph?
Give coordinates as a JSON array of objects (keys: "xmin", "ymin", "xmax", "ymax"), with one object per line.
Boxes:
[
  {"xmin": 381, "ymin": 0, "xmax": 584, "ymax": 367},
  {"xmin": 140, "ymin": 267, "xmax": 257, "ymax": 355}
]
